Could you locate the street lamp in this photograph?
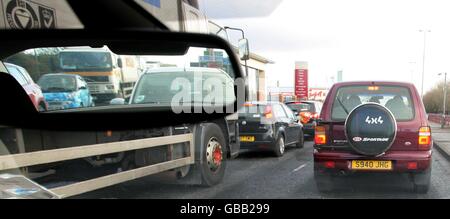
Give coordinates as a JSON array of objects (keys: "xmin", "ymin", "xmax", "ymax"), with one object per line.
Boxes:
[
  {"xmin": 419, "ymin": 29, "xmax": 431, "ymax": 99},
  {"xmin": 438, "ymin": 72, "xmax": 447, "ymax": 128}
]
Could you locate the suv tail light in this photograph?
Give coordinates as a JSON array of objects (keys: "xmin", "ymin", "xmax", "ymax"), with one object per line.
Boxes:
[
  {"xmin": 418, "ymin": 126, "xmax": 431, "ymax": 150},
  {"xmin": 264, "ymin": 105, "xmax": 273, "ymax": 119},
  {"xmin": 314, "ymin": 126, "xmax": 327, "ymax": 145}
]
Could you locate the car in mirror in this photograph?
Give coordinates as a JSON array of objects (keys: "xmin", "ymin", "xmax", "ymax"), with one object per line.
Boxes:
[{"xmin": 0, "ymin": 29, "xmax": 245, "ymax": 131}]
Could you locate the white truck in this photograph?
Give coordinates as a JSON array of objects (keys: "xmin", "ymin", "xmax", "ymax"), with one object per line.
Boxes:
[
  {"xmin": 135, "ymin": 0, "xmax": 209, "ymax": 33},
  {"xmin": 58, "ymin": 47, "xmax": 141, "ymax": 104}
]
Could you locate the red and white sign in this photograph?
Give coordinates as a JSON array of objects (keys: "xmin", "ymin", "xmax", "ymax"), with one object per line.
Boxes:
[
  {"xmin": 308, "ymin": 88, "xmax": 328, "ymax": 101},
  {"xmin": 295, "ymin": 62, "xmax": 308, "ymax": 100}
]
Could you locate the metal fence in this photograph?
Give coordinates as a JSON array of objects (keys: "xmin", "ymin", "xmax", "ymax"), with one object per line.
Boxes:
[{"xmin": 428, "ymin": 113, "xmax": 450, "ymax": 127}]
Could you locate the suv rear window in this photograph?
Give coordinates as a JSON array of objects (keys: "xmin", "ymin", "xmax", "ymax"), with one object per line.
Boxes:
[{"xmin": 332, "ymin": 85, "xmax": 414, "ymax": 121}]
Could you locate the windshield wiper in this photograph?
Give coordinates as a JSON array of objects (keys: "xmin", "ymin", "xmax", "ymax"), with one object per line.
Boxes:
[{"xmin": 336, "ymin": 96, "xmax": 349, "ymax": 115}]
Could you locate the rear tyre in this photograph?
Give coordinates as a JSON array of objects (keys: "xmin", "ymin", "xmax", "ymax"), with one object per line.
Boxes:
[
  {"xmin": 273, "ymin": 135, "xmax": 285, "ymax": 157},
  {"xmin": 412, "ymin": 168, "xmax": 431, "ymax": 194},
  {"xmin": 295, "ymin": 130, "xmax": 305, "ymax": 149}
]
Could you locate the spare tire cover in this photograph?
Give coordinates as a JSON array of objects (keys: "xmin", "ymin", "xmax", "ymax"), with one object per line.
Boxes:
[{"xmin": 345, "ymin": 103, "xmax": 397, "ymax": 156}]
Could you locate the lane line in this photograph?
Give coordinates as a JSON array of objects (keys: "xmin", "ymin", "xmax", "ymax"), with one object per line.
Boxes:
[{"xmin": 292, "ymin": 163, "xmax": 307, "ymax": 173}]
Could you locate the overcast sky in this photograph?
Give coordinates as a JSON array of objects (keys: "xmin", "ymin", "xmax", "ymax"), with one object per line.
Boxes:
[{"xmin": 198, "ymin": 0, "xmax": 450, "ymax": 94}]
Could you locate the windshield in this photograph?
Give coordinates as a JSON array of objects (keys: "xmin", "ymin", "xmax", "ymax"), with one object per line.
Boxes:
[
  {"xmin": 132, "ymin": 71, "xmax": 235, "ymax": 105},
  {"xmin": 38, "ymin": 75, "xmax": 77, "ymax": 92},
  {"xmin": 59, "ymin": 51, "xmax": 112, "ymax": 72}
]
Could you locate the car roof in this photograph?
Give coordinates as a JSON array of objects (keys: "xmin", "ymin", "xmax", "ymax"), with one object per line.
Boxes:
[
  {"xmin": 244, "ymin": 101, "xmax": 282, "ymax": 105},
  {"xmin": 332, "ymin": 81, "xmax": 415, "ymax": 88},
  {"xmin": 144, "ymin": 67, "xmax": 225, "ymax": 74},
  {"xmin": 286, "ymin": 101, "xmax": 320, "ymax": 104}
]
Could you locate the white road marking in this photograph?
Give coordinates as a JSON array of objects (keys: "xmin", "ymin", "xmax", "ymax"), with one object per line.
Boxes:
[{"xmin": 292, "ymin": 163, "xmax": 307, "ymax": 173}]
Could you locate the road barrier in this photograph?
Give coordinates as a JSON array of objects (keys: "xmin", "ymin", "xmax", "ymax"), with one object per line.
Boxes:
[{"xmin": 428, "ymin": 113, "xmax": 450, "ymax": 126}]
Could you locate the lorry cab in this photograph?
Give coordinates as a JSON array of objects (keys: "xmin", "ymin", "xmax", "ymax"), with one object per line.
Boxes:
[{"xmin": 58, "ymin": 47, "xmax": 140, "ymax": 104}]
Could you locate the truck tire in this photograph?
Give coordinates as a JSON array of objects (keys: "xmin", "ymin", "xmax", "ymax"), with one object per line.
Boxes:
[
  {"xmin": 178, "ymin": 123, "xmax": 227, "ymax": 187},
  {"xmin": 199, "ymin": 123, "xmax": 227, "ymax": 186}
]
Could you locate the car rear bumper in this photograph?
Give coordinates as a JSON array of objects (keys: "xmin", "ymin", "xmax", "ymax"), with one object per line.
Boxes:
[
  {"xmin": 314, "ymin": 149, "xmax": 432, "ymax": 173},
  {"xmin": 303, "ymin": 122, "xmax": 316, "ymax": 135},
  {"xmin": 239, "ymin": 132, "xmax": 276, "ymax": 151}
]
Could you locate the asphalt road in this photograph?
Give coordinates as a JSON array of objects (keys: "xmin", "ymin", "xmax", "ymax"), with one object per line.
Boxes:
[{"xmin": 76, "ymin": 140, "xmax": 450, "ymax": 199}]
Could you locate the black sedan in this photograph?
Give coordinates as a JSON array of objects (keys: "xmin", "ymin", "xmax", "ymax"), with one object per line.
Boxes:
[{"xmin": 238, "ymin": 102, "xmax": 304, "ymax": 157}]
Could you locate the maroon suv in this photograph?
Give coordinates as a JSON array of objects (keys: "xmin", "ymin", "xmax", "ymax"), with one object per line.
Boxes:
[{"xmin": 314, "ymin": 81, "xmax": 432, "ymax": 193}]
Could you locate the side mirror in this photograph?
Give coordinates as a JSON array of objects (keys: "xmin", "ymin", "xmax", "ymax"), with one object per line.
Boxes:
[
  {"xmin": 117, "ymin": 58, "xmax": 123, "ymax": 68},
  {"xmin": 79, "ymin": 86, "xmax": 87, "ymax": 90},
  {"xmin": 110, "ymin": 98, "xmax": 126, "ymax": 105},
  {"xmin": 238, "ymin": 38, "xmax": 250, "ymax": 61},
  {"xmin": 294, "ymin": 111, "xmax": 299, "ymax": 117}
]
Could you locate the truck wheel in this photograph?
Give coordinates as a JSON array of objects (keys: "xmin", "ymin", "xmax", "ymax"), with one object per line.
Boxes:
[
  {"xmin": 296, "ymin": 130, "xmax": 305, "ymax": 149},
  {"xmin": 199, "ymin": 123, "xmax": 227, "ymax": 186},
  {"xmin": 412, "ymin": 168, "xmax": 431, "ymax": 194},
  {"xmin": 273, "ymin": 135, "xmax": 285, "ymax": 157}
]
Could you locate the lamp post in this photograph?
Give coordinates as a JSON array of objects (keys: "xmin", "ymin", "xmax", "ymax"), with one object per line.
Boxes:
[
  {"xmin": 419, "ymin": 29, "xmax": 431, "ymax": 99},
  {"xmin": 439, "ymin": 72, "xmax": 447, "ymax": 128}
]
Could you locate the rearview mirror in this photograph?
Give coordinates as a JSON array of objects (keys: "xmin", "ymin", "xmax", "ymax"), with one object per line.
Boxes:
[
  {"xmin": 0, "ymin": 29, "xmax": 245, "ymax": 131},
  {"xmin": 238, "ymin": 38, "xmax": 250, "ymax": 61}
]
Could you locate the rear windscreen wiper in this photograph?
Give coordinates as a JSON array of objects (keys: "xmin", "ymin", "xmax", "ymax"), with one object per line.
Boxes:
[{"xmin": 336, "ymin": 96, "xmax": 349, "ymax": 115}]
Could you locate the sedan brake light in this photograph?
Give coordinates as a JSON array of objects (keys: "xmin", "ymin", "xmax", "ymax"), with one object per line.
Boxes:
[{"xmin": 264, "ymin": 105, "xmax": 273, "ymax": 119}]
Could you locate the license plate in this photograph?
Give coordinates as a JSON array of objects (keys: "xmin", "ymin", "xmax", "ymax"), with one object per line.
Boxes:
[
  {"xmin": 351, "ymin": 160, "xmax": 392, "ymax": 170},
  {"xmin": 240, "ymin": 136, "xmax": 255, "ymax": 142}
]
